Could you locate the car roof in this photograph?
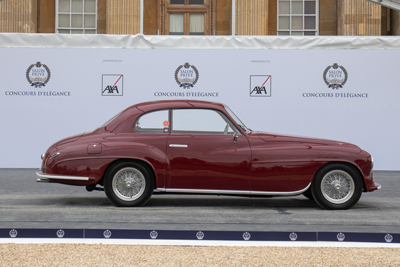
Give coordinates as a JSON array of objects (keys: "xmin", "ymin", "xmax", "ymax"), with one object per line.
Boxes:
[
  {"xmin": 133, "ymin": 100, "xmax": 226, "ymax": 113},
  {"xmin": 98, "ymin": 100, "xmax": 228, "ymax": 133}
]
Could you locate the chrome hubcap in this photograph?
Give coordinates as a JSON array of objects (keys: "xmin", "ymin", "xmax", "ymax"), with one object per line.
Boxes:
[
  {"xmin": 112, "ymin": 167, "xmax": 145, "ymax": 201},
  {"xmin": 321, "ymin": 170, "xmax": 354, "ymax": 204}
]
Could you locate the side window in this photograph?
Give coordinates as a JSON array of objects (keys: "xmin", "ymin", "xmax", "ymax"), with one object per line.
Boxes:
[
  {"xmin": 172, "ymin": 109, "xmax": 235, "ymax": 134},
  {"xmin": 135, "ymin": 110, "xmax": 169, "ymax": 133}
]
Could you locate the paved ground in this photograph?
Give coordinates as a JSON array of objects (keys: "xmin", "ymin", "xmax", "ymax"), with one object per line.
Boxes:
[{"xmin": 0, "ymin": 169, "xmax": 398, "ymax": 233}]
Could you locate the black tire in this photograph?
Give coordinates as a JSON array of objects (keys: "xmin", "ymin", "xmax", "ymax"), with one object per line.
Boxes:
[
  {"xmin": 311, "ymin": 164, "xmax": 362, "ymax": 210},
  {"xmin": 104, "ymin": 161, "xmax": 154, "ymax": 207}
]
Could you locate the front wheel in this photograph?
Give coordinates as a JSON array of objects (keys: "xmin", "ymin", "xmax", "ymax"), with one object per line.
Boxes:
[
  {"xmin": 104, "ymin": 161, "xmax": 154, "ymax": 207},
  {"xmin": 311, "ymin": 164, "xmax": 362, "ymax": 210}
]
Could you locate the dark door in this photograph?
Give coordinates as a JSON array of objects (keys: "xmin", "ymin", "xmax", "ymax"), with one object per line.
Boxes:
[{"xmin": 165, "ymin": 108, "xmax": 251, "ymax": 191}]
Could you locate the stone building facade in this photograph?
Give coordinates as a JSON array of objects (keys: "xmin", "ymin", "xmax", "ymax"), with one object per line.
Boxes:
[{"xmin": 1, "ymin": 0, "xmax": 399, "ymax": 36}]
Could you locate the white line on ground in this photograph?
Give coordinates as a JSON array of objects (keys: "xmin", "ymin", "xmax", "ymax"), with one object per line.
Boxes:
[{"xmin": 1, "ymin": 239, "xmax": 400, "ymax": 248}]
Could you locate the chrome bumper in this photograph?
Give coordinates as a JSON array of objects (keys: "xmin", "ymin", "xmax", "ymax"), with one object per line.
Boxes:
[{"xmin": 36, "ymin": 171, "xmax": 91, "ymax": 181}]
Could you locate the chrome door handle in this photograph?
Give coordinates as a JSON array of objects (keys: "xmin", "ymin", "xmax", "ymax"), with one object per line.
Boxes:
[
  {"xmin": 233, "ymin": 133, "xmax": 238, "ymax": 144},
  {"xmin": 169, "ymin": 144, "xmax": 188, "ymax": 148}
]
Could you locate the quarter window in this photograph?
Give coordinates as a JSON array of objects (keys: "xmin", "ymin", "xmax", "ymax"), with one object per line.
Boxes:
[
  {"xmin": 135, "ymin": 110, "xmax": 169, "ymax": 133},
  {"xmin": 277, "ymin": 0, "xmax": 318, "ymax": 36},
  {"xmin": 56, "ymin": 0, "xmax": 97, "ymax": 34}
]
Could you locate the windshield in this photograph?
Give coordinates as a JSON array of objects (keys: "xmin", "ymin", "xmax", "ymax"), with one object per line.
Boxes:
[{"xmin": 224, "ymin": 105, "xmax": 249, "ymax": 133}]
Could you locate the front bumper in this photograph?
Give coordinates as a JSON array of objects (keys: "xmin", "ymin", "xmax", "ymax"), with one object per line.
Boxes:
[
  {"xmin": 364, "ymin": 171, "xmax": 381, "ymax": 192},
  {"xmin": 368, "ymin": 182, "xmax": 381, "ymax": 191}
]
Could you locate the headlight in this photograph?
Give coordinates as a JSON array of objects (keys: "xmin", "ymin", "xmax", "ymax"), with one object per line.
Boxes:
[{"xmin": 41, "ymin": 154, "xmax": 45, "ymax": 160}]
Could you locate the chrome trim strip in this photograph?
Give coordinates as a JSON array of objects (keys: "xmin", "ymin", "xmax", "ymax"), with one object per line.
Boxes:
[
  {"xmin": 164, "ymin": 183, "xmax": 311, "ymax": 196},
  {"xmin": 250, "ymin": 183, "xmax": 311, "ymax": 196},
  {"xmin": 252, "ymin": 159, "xmax": 325, "ymax": 164},
  {"xmin": 36, "ymin": 172, "xmax": 90, "ymax": 181},
  {"xmin": 166, "ymin": 188, "xmax": 250, "ymax": 195},
  {"xmin": 49, "ymin": 152, "xmax": 60, "ymax": 160},
  {"xmin": 153, "ymin": 188, "xmax": 166, "ymax": 193},
  {"xmin": 169, "ymin": 144, "xmax": 188, "ymax": 148}
]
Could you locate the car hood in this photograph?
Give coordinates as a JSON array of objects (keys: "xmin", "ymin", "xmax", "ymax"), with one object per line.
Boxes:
[{"xmin": 250, "ymin": 131, "xmax": 360, "ymax": 149}]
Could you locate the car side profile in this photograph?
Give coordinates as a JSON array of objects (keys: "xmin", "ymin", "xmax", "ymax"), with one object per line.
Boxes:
[{"xmin": 37, "ymin": 100, "xmax": 380, "ymax": 209}]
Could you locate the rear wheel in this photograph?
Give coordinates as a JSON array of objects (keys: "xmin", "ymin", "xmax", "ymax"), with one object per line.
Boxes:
[
  {"xmin": 311, "ymin": 164, "xmax": 362, "ymax": 210},
  {"xmin": 104, "ymin": 161, "xmax": 154, "ymax": 207}
]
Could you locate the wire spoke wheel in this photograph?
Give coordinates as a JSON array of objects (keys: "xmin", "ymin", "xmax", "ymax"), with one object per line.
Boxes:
[
  {"xmin": 105, "ymin": 162, "xmax": 154, "ymax": 207},
  {"xmin": 112, "ymin": 167, "xmax": 146, "ymax": 201},
  {"xmin": 312, "ymin": 164, "xmax": 362, "ymax": 210},
  {"xmin": 321, "ymin": 170, "xmax": 355, "ymax": 204}
]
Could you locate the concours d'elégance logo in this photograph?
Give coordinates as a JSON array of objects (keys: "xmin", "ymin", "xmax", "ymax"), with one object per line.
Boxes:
[
  {"xmin": 175, "ymin": 62, "xmax": 199, "ymax": 89},
  {"xmin": 323, "ymin": 63, "xmax": 348, "ymax": 90},
  {"xmin": 26, "ymin": 61, "xmax": 51, "ymax": 88}
]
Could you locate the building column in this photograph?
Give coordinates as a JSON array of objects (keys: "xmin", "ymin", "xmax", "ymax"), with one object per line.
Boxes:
[
  {"xmin": 0, "ymin": 0, "xmax": 37, "ymax": 33},
  {"xmin": 392, "ymin": 10, "xmax": 400, "ymax": 35}
]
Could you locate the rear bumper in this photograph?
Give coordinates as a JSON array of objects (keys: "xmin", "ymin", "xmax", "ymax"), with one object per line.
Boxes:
[{"xmin": 36, "ymin": 170, "xmax": 93, "ymax": 182}]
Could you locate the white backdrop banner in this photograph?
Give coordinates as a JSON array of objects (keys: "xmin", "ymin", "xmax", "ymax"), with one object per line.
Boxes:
[{"xmin": 0, "ymin": 34, "xmax": 398, "ymax": 170}]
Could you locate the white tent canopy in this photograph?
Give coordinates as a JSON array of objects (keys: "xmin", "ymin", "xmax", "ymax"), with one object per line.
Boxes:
[{"xmin": 1, "ymin": 33, "xmax": 400, "ymax": 50}]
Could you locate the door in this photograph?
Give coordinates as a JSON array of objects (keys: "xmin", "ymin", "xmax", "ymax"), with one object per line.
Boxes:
[{"xmin": 165, "ymin": 108, "xmax": 252, "ymax": 191}]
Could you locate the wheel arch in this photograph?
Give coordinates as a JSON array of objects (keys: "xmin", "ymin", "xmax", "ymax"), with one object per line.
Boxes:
[
  {"xmin": 313, "ymin": 161, "xmax": 366, "ymax": 191},
  {"xmin": 99, "ymin": 158, "xmax": 157, "ymax": 189}
]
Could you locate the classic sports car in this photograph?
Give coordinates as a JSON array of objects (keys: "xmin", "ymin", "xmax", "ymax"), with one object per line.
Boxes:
[{"xmin": 37, "ymin": 100, "xmax": 380, "ymax": 209}]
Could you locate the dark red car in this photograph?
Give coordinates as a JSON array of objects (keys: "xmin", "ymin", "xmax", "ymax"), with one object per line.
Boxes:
[{"xmin": 37, "ymin": 100, "xmax": 380, "ymax": 209}]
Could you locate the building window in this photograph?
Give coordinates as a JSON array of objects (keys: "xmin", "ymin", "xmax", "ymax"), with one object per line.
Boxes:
[
  {"xmin": 56, "ymin": 0, "xmax": 97, "ymax": 34},
  {"xmin": 159, "ymin": 0, "xmax": 213, "ymax": 35},
  {"xmin": 277, "ymin": 0, "xmax": 318, "ymax": 36}
]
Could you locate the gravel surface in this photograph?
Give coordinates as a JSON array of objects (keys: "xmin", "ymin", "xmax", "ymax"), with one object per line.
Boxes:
[{"xmin": 1, "ymin": 244, "xmax": 400, "ymax": 266}]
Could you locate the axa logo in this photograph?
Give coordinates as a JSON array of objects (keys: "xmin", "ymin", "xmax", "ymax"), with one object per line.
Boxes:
[
  {"xmin": 250, "ymin": 75, "xmax": 271, "ymax": 97},
  {"xmin": 102, "ymin": 74, "xmax": 123, "ymax": 96}
]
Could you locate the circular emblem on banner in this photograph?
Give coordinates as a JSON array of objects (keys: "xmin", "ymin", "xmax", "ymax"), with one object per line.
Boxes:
[
  {"xmin": 26, "ymin": 61, "xmax": 51, "ymax": 88},
  {"xmin": 175, "ymin": 62, "xmax": 199, "ymax": 89},
  {"xmin": 196, "ymin": 231, "xmax": 205, "ymax": 240},
  {"xmin": 242, "ymin": 232, "xmax": 251, "ymax": 241},
  {"xmin": 150, "ymin": 230, "xmax": 158, "ymax": 239},
  {"xmin": 337, "ymin": 232, "xmax": 345, "ymax": 242},
  {"xmin": 9, "ymin": 229, "xmax": 18, "ymax": 238},
  {"xmin": 289, "ymin": 232, "xmax": 298, "ymax": 241},
  {"xmin": 103, "ymin": 230, "xmax": 112, "ymax": 238},
  {"xmin": 56, "ymin": 229, "xmax": 65, "ymax": 238},
  {"xmin": 385, "ymin": 234, "xmax": 393, "ymax": 243},
  {"xmin": 323, "ymin": 63, "xmax": 348, "ymax": 90}
]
